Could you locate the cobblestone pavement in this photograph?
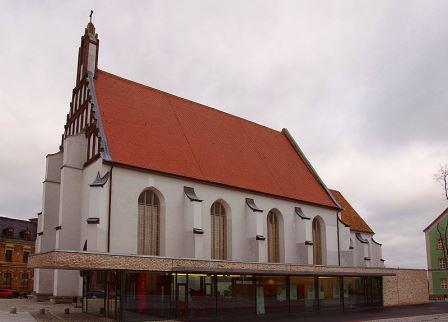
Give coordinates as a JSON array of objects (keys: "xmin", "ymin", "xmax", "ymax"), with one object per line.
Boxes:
[
  {"xmin": 368, "ymin": 313, "xmax": 448, "ymax": 322},
  {"xmin": 0, "ymin": 299, "xmax": 112, "ymax": 322},
  {"xmin": 0, "ymin": 311, "xmax": 35, "ymax": 322},
  {"xmin": 0, "ymin": 299, "xmax": 447, "ymax": 322}
]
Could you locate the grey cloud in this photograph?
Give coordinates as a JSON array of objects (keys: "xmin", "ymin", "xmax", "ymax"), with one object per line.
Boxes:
[{"xmin": 1, "ymin": 0, "xmax": 448, "ymax": 268}]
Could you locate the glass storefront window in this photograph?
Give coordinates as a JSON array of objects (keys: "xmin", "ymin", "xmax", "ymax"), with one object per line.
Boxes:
[
  {"xmin": 318, "ymin": 276, "xmax": 341, "ymax": 311},
  {"xmin": 81, "ymin": 270, "xmax": 383, "ymax": 320},
  {"xmin": 217, "ymin": 274, "xmax": 255, "ymax": 317},
  {"xmin": 290, "ymin": 276, "xmax": 317, "ymax": 312},
  {"xmin": 122, "ymin": 272, "xmax": 173, "ymax": 321},
  {"xmin": 343, "ymin": 277, "xmax": 366, "ymax": 309},
  {"xmin": 106, "ymin": 271, "xmax": 118, "ymax": 318},
  {"xmin": 366, "ymin": 277, "xmax": 382, "ymax": 307},
  {"xmin": 175, "ymin": 274, "xmax": 187, "ymax": 319},
  {"xmin": 86, "ymin": 270, "xmax": 106, "ymax": 316},
  {"xmin": 256, "ymin": 276, "xmax": 288, "ymax": 315},
  {"xmin": 187, "ymin": 274, "xmax": 216, "ymax": 318}
]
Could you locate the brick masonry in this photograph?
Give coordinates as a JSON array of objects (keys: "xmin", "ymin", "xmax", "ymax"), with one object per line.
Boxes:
[
  {"xmin": 0, "ymin": 240, "xmax": 35, "ymax": 293},
  {"xmin": 29, "ymin": 250, "xmax": 428, "ymax": 306}
]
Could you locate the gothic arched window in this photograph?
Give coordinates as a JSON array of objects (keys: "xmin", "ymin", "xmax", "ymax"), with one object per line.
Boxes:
[
  {"xmin": 211, "ymin": 201, "xmax": 227, "ymax": 260},
  {"xmin": 138, "ymin": 190, "xmax": 160, "ymax": 256},
  {"xmin": 267, "ymin": 210, "xmax": 280, "ymax": 263},
  {"xmin": 312, "ymin": 217, "xmax": 323, "ymax": 265}
]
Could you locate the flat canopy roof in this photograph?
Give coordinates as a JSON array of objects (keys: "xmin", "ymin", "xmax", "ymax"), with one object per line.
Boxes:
[{"xmin": 29, "ymin": 250, "xmax": 397, "ymax": 277}]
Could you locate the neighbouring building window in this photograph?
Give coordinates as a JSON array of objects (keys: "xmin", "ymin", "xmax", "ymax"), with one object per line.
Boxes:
[
  {"xmin": 437, "ymin": 238, "xmax": 444, "ymax": 250},
  {"xmin": 23, "ymin": 251, "xmax": 29, "ymax": 263},
  {"xmin": 5, "ymin": 250, "xmax": 12, "ymax": 262},
  {"xmin": 138, "ymin": 190, "xmax": 160, "ymax": 255},
  {"xmin": 3, "ymin": 272, "xmax": 11, "ymax": 288},
  {"xmin": 439, "ymin": 258, "xmax": 447, "ymax": 269},
  {"xmin": 211, "ymin": 201, "xmax": 227, "ymax": 260},
  {"xmin": 20, "ymin": 229, "xmax": 31, "ymax": 240},
  {"xmin": 21, "ymin": 273, "xmax": 29, "ymax": 288},
  {"xmin": 267, "ymin": 210, "xmax": 280, "ymax": 263},
  {"xmin": 312, "ymin": 217, "xmax": 323, "ymax": 265},
  {"xmin": 3, "ymin": 228, "xmax": 14, "ymax": 239},
  {"xmin": 441, "ymin": 278, "xmax": 448, "ymax": 290}
]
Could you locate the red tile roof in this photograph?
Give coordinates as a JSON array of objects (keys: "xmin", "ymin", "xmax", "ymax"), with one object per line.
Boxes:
[
  {"xmin": 94, "ymin": 70, "xmax": 338, "ymax": 209},
  {"xmin": 329, "ymin": 189, "xmax": 374, "ymax": 234}
]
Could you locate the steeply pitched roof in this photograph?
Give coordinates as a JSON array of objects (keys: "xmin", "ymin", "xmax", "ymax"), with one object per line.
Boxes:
[
  {"xmin": 423, "ymin": 207, "xmax": 448, "ymax": 232},
  {"xmin": 0, "ymin": 217, "xmax": 37, "ymax": 241},
  {"xmin": 93, "ymin": 70, "xmax": 338, "ymax": 209},
  {"xmin": 329, "ymin": 189, "xmax": 374, "ymax": 234}
]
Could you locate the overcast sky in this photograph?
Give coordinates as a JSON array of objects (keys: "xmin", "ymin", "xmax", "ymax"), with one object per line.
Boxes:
[{"xmin": 1, "ymin": 1, "xmax": 448, "ymax": 269}]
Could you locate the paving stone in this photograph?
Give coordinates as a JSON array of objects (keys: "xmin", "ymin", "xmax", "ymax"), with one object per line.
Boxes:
[
  {"xmin": 368, "ymin": 313, "xmax": 448, "ymax": 322},
  {"xmin": 0, "ymin": 311, "xmax": 36, "ymax": 322}
]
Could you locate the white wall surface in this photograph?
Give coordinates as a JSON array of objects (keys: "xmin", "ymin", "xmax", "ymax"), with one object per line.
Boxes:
[
  {"xmin": 109, "ymin": 166, "xmax": 340, "ymax": 265},
  {"xmin": 36, "ymin": 134, "xmax": 385, "ymax": 298},
  {"xmin": 350, "ymin": 231, "xmax": 383, "ymax": 268}
]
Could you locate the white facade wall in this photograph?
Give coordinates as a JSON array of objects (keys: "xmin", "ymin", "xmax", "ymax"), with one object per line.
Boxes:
[
  {"xmin": 338, "ymin": 220, "xmax": 353, "ymax": 267},
  {"xmin": 36, "ymin": 136, "xmax": 384, "ymax": 297},
  {"xmin": 350, "ymin": 231, "xmax": 383, "ymax": 268},
  {"xmin": 34, "ymin": 151, "xmax": 63, "ymax": 295},
  {"xmin": 108, "ymin": 166, "xmax": 340, "ymax": 265},
  {"xmin": 79, "ymin": 159, "xmax": 111, "ymax": 253},
  {"xmin": 53, "ymin": 134, "xmax": 87, "ymax": 297}
]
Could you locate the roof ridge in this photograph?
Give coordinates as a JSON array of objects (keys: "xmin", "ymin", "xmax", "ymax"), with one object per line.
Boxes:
[
  {"xmin": 96, "ymin": 69, "xmax": 281, "ymax": 134},
  {"xmin": 0, "ymin": 216, "xmax": 37, "ymax": 223},
  {"xmin": 423, "ymin": 207, "xmax": 448, "ymax": 232}
]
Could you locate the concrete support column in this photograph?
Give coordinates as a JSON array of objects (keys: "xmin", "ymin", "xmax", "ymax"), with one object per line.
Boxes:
[
  {"xmin": 296, "ymin": 217, "xmax": 313, "ymax": 264},
  {"xmin": 53, "ymin": 134, "xmax": 86, "ymax": 298},
  {"xmin": 35, "ymin": 151, "xmax": 62, "ymax": 296},
  {"xmin": 184, "ymin": 188, "xmax": 204, "ymax": 259},
  {"xmin": 246, "ymin": 202, "xmax": 266, "ymax": 262},
  {"xmin": 364, "ymin": 242, "xmax": 371, "ymax": 267},
  {"xmin": 84, "ymin": 166, "xmax": 111, "ymax": 253}
]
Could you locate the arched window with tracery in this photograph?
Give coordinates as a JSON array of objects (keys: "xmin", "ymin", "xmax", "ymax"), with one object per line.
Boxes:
[
  {"xmin": 312, "ymin": 217, "xmax": 323, "ymax": 265},
  {"xmin": 138, "ymin": 190, "xmax": 160, "ymax": 256},
  {"xmin": 267, "ymin": 210, "xmax": 280, "ymax": 263},
  {"xmin": 210, "ymin": 201, "xmax": 227, "ymax": 260}
]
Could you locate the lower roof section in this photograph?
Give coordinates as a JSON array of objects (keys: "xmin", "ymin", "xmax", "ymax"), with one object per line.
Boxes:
[{"xmin": 29, "ymin": 250, "xmax": 396, "ymax": 277}]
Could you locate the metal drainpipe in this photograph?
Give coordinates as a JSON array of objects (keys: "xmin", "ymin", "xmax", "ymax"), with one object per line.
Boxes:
[
  {"xmin": 336, "ymin": 211, "xmax": 341, "ymax": 266},
  {"xmin": 107, "ymin": 165, "xmax": 113, "ymax": 252}
]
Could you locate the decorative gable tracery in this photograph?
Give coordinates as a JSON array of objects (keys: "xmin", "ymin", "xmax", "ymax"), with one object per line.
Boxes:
[
  {"xmin": 59, "ymin": 19, "xmax": 107, "ymax": 165},
  {"xmin": 61, "ymin": 74, "xmax": 103, "ymax": 164}
]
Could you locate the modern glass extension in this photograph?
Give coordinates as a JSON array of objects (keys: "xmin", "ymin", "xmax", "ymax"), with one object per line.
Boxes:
[{"xmin": 82, "ymin": 270, "xmax": 383, "ymax": 321}]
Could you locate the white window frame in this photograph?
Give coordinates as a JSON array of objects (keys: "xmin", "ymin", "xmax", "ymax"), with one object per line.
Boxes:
[{"xmin": 441, "ymin": 278, "xmax": 448, "ymax": 290}]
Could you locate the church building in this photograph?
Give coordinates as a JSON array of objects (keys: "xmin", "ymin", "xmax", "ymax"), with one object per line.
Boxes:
[{"xmin": 30, "ymin": 19, "xmax": 428, "ymax": 321}]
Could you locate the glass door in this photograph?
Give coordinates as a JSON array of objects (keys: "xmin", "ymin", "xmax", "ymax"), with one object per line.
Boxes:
[{"xmin": 176, "ymin": 274, "xmax": 187, "ymax": 319}]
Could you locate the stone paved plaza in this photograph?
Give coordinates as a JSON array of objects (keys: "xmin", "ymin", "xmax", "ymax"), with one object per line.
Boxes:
[
  {"xmin": 370, "ymin": 313, "xmax": 448, "ymax": 321},
  {"xmin": 0, "ymin": 299, "xmax": 447, "ymax": 322},
  {"xmin": 0, "ymin": 298, "xmax": 111, "ymax": 321}
]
